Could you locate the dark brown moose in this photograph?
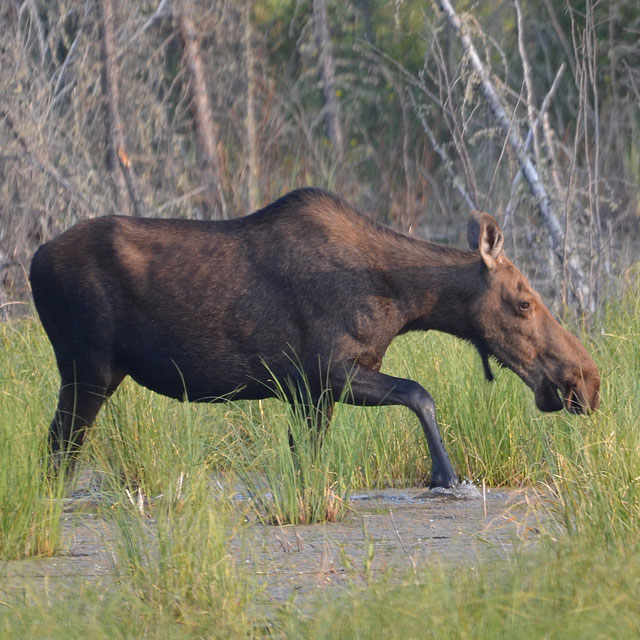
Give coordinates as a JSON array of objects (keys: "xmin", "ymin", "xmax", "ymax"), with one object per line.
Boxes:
[{"xmin": 30, "ymin": 188, "xmax": 600, "ymax": 487}]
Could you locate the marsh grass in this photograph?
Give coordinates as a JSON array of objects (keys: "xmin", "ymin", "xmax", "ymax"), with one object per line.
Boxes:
[
  {"xmin": 0, "ymin": 319, "xmax": 65, "ymax": 559},
  {"xmin": 543, "ymin": 286, "xmax": 640, "ymax": 547},
  {"xmin": 0, "ymin": 473, "xmax": 259, "ymax": 639},
  {"xmin": 229, "ymin": 372, "xmax": 358, "ymax": 525},
  {"xmin": 84, "ymin": 381, "xmax": 237, "ymax": 498},
  {"xmin": 100, "ymin": 470, "xmax": 255, "ymax": 636},
  {"xmin": 1, "ymin": 275, "xmax": 639, "ymax": 635},
  {"xmin": 289, "ymin": 539, "xmax": 640, "ymax": 639}
]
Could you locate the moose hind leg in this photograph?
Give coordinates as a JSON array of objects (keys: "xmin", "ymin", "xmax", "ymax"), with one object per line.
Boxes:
[
  {"xmin": 283, "ymin": 369, "xmax": 334, "ymax": 451},
  {"xmin": 306, "ymin": 400, "xmax": 334, "ymax": 452},
  {"xmin": 49, "ymin": 381, "xmax": 105, "ymax": 460},
  {"xmin": 313, "ymin": 401, "xmax": 334, "ymax": 439},
  {"xmin": 49, "ymin": 363, "xmax": 123, "ymax": 467}
]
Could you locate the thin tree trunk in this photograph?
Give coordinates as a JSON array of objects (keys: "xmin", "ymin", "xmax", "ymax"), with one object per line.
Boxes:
[
  {"xmin": 245, "ymin": 4, "xmax": 260, "ymax": 211},
  {"xmin": 437, "ymin": 0, "xmax": 587, "ymax": 303},
  {"xmin": 312, "ymin": 0, "xmax": 344, "ymax": 160},
  {"xmin": 503, "ymin": 63, "xmax": 565, "ymax": 229},
  {"xmin": 1, "ymin": 109, "xmax": 92, "ymax": 212},
  {"xmin": 179, "ymin": 3, "xmax": 227, "ymax": 219},
  {"xmin": 98, "ymin": 0, "xmax": 144, "ymax": 216},
  {"xmin": 380, "ymin": 65, "xmax": 414, "ymax": 224},
  {"xmin": 541, "ymin": 0, "xmax": 576, "ymax": 77},
  {"xmin": 514, "ymin": 0, "xmax": 541, "ymax": 170}
]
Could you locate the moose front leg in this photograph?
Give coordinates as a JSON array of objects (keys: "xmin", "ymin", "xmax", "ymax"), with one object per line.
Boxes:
[{"xmin": 331, "ymin": 367, "xmax": 457, "ymax": 488}]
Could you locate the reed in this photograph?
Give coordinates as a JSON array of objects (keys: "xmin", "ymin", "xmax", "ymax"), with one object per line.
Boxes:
[
  {"xmin": 0, "ymin": 319, "xmax": 65, "ymax": 559},
  {"xmin": 228, "ymin": 370, "xmax": 358, "ymax": 525},
  {"xmin": 1, "ymin": 273, "xmax": 638, "ymax": 636}
]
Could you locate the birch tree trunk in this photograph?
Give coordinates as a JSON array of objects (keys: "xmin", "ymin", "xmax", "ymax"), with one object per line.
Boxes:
[
  {"xmin": 98, "ymin": 0, "xmax": 144, "ymax": 216},
  {"xmin": 437, "ymin": 0, "xmax": 587, "ymax": 304},
  {"xmin": 179, "ymin": 3, "xmax": 227, "ymax": 219},
  {"xmin": 312, "ymin": 0, "xmax": 344, "ymax": 160}
]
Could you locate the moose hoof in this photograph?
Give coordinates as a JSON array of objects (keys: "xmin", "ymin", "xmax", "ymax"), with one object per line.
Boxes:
[{"xmin": 429, "ymin": 472, "xmax": 458, "ymax": 489}]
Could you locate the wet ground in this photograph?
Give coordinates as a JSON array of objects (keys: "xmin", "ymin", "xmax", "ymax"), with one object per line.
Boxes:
[
  {"xmin": 1, "ymin": 479, "xmax": 549, "ymax": 607},
  {"xmin": 244, "ymin": 484, "xmax": 547, "ymax": 603}
]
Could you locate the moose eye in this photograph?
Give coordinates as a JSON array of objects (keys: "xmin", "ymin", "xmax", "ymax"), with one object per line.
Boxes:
[{"xmin": 518, "ymin": 300, "xmax": 531, "ymax": 313}]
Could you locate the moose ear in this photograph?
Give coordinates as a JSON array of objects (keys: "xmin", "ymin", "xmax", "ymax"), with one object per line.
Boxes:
[{"xmin": 467, "ymin": 210, "xmax": 504, "ymax": 271}]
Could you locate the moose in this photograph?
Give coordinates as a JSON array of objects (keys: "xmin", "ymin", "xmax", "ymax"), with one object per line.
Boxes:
[{"xmin": 30, "ymin": 188, "xmax": 600, "ymax": 487}]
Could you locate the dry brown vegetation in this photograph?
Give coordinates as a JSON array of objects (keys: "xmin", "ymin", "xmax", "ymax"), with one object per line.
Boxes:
[{"xmin": 1, "ymin": 0, "xmax": 639, "ymax": 316}]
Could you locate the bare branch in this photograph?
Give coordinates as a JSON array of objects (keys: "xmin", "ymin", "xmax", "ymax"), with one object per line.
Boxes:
[
  {"xmin": 437, "ymin": 0, "xmax": 588, "ymax": 302},
  {"xmin": 437, "ymin": 5, "xmax": 561, "ymax": 247},
  {"xmin": 179, "ymin": 1, "xmax": 227, "ymax": 218},
  {"xmin": 542, "ymin": 0, "xmax": 576, "ymax": 77},
  {"xmin": 98, "ymin": 0, "xmax": 145, "ymax": 215},
  {"xmin": 140, "ymin": 0, "xmax": 172, "ymax": 33},
  {"xmin": 408, "ymin": 89, "xmax": 476, "ymax": 211},
  {"xmin": 514, "ymin": 0, "xmax": 541, "ymax": 168},
  {"xmin": 0, "ymin": 109, "xmax": 92, "ymax": 212},
  {"xmin": 122, "ymin": 0, "xmax": 172, "ymax": 53},
  {"xmin": 26, "ymin": 0, "xmax": 48, "ymax": 66},
  {"xmin": 504, "ymin": 63, "xmax": 565, "ymax": 228},
  {"xmin": 312, "ymin": 0, "xmax": 344, "ymax": 159},
  {"xmin": 51, "ymin": 4, "xmax": 90, "ymax": 100},
  {"xmin": 245, "ymin": 4, "xmax": 260, "ymax": 211}
]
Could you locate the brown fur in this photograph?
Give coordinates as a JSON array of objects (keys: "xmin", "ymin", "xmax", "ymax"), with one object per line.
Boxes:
[{"xmin": 30, "ymin": 188, "xmax": 600, "ymax": 487}]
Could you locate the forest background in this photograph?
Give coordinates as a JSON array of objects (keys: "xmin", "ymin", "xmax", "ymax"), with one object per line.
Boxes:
[{"xmin": 1, "ymin": 0, "xmax": 639, "ymax": 315}]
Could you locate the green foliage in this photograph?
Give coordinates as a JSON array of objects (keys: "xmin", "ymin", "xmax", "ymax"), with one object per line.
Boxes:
[
  {"xmin": 229, "ymin": 373, "xmax": 357, "ymax": 525},
  {"xmin": 290, "ymin": 539, "xmax": 640, "ymax": 639},
  {"xmin": 105, "ymin": 471, "xmax": 254, "ymax": 636},
  {"xmin": 0, "ymin": 319, "xmax": 64, "ymax": 559},
  {"xmin": 1, "ymin": 273, "xmax": 640, "ymax": 634},
  {"xmin": 0, "ymin": 476, "xmax": 257, "ymax": 639},
  {"xmin": 85, "ymin": 380, "xmax": 232, "ymax": 498},
  {"xmin": 545, "ymin": 279, "xmax": 640, "ymax": 547}
]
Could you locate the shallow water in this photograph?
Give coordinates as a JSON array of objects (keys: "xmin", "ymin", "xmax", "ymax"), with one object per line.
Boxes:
[
  {"xmin": 1, "ymin": 477, "xmax": 547, "ymax": 607},
  {"xmin": 351, "ymin": 480, "xmax": 483, "ymax": 502},
  {"xmin": 251, "ymin": 484, "xmax": 544, "ymax": 603}
]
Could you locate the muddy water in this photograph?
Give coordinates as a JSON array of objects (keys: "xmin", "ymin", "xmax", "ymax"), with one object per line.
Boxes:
[
  {"xmin": 1, "ymin": 481, "xmax": 547, "ymax": 606},
  {"xmin": 244, "ymin": 485, "xmax": 546, "ymax": 603}
]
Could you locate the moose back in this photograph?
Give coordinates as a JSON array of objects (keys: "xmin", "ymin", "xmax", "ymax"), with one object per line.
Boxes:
[{"xmin": 30, "ymin": 188, "xmax": 600, "ymax": 487}]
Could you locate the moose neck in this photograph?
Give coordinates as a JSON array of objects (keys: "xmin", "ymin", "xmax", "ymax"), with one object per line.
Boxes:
[{"xmin": 381, "ymin": 239, "xmax": 483, "ymax": 341}]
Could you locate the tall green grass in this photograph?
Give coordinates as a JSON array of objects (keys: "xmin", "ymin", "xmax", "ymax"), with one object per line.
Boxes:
[
  {"xmin": 229, "ymin": 396, "xmax": 357, "ymax": 524},
  {"xmin": 104, "ymin": 470, "xmax": 255, "ymax": 636},
  {"xmin": 85, "ymin": 380, "xmax": 234, "ymax": 498},
  {"xmin": 0, "ymin": 319, "xmax": 65, "ymax": 559},
  {"xmin": 1, "ymin": 273, "xmax": 639, "ymax": 636},
  {"xmin": 289, "ymin": 539, "xmax": 640, "ymax": 639},
  {"xmin": 544, "ymin": 286, "xmax": 640, "ymax": 548},
  {"xmin": 228, "ymin": 362, "xmax": 360, "ymax": 524},
  {"xmin": 0, "ymin": 472, "xmax": 258, "ymax": 639}
]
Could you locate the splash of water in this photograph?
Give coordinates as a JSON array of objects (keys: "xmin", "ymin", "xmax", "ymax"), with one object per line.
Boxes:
[
  {"xmin": 350, "ymin": 481, "xmax": 483, "ymax": 504},
  {"xmin": 420, "ymin": 480, "xmax": 482, "ymax": 501}
]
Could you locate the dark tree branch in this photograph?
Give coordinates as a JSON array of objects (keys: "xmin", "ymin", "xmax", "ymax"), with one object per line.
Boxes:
[
  {"xmin": 98, "ymin": 0, "xmax": 144, "ymax": 216},
  {"xmin": 179, "ymin": 2, "xmax": 227, "ymax": 219},
  {"xmin": 312, "ymin": 0, "xmax": 344, "ymax": 160}
]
